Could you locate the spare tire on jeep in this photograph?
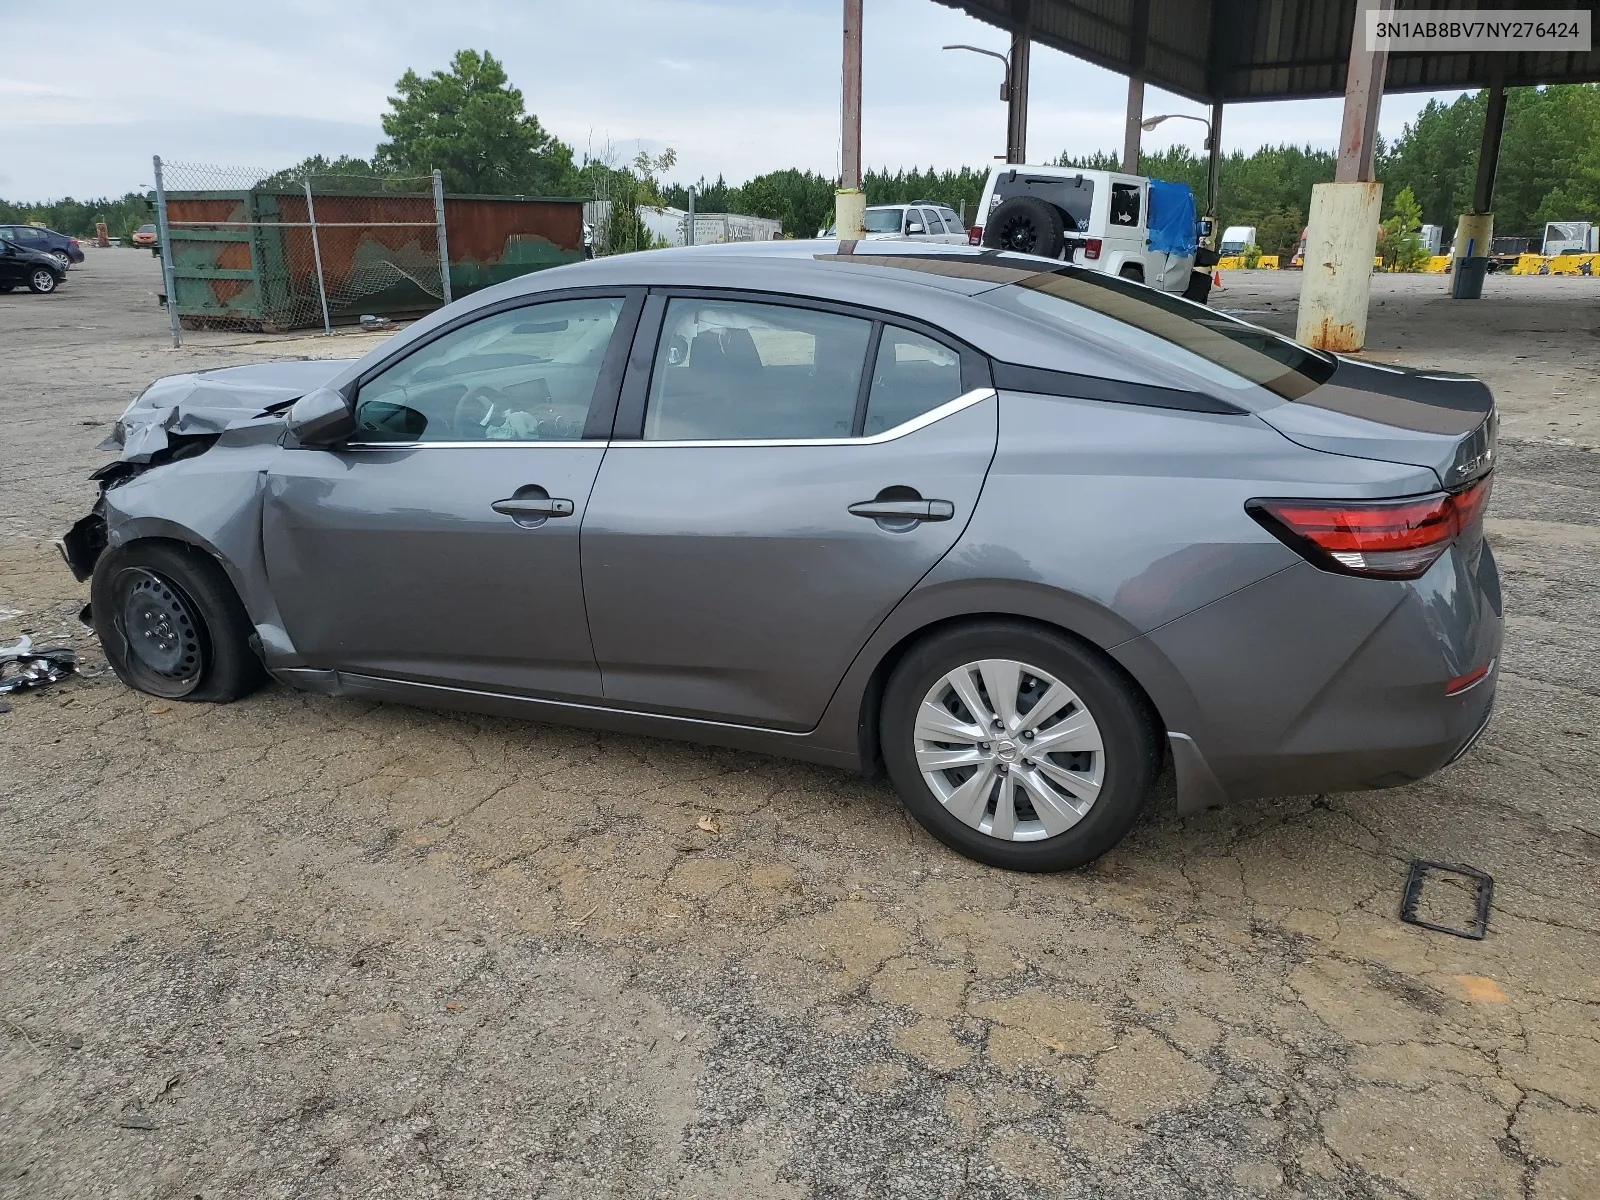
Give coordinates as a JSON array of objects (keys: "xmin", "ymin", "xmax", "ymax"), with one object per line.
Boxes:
[{"xmin": 982, "ymin": 196, "xmax": 1066, "ymax": 259}]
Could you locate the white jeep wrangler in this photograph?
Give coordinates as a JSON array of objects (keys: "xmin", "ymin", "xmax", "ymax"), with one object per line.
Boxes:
[{"xmin": 973, "ymin": 164, "xmax": 1215, "ymax": 303}]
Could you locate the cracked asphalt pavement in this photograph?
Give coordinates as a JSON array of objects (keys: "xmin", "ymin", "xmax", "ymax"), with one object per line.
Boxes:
[{"xmin": 2, "ymin": 254, "xmax": 1598, "ymax": 1199}]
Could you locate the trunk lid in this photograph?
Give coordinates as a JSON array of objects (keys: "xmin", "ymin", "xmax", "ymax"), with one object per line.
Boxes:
[{"xmin": 1254, "ymin": 357, "xmax": 1495, "ymax": 488}]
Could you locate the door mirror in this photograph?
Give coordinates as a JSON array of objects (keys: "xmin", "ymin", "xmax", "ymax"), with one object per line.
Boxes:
[
  {"xmin": 352, "ymin": 399, "xmax": 429, "ymax": 441},
  {"xmin": 905, "ymin": 221, "xmax": 925, "ymax": 235},
  {"xmin": 284, "ymin": 386, "xmax": 356, "ymax": 446}
]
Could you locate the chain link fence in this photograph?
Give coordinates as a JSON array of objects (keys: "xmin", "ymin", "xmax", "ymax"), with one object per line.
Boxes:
[{"xmin": 153, "ymin": 157, "xmax": 452, "ymax": 345}]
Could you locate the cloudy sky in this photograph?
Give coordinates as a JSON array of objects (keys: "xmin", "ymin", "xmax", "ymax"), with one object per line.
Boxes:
[{"xmin": 4, "ymin": 0, "xmax": 1464, "ymax": 202}]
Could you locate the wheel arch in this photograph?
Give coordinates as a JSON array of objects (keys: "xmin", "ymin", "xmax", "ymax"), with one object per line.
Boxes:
[
  {"xmin": 98, "ymin": 522, "xmax": 258, "ymax": 632},
  {"xmin": 831, "ymin": 580, "xmax": 1180, "ymax": 777}
]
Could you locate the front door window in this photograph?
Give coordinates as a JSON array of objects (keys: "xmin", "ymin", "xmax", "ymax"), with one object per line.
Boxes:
[{"xmin": 354, "ymin": 296, "xmax": 623, "ymax": 443}]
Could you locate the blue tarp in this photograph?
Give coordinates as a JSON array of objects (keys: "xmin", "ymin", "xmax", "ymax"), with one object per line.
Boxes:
[{"xmin": 1147, "ymin": 179, "xmax": 1197, "ymax": 258}]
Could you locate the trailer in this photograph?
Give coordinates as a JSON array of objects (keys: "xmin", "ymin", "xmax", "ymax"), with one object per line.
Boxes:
[
  {"xmin": 1543, "ymin": 221, "xmax": 1597, "ymax": 257},
  {"xmin": 688, "ymin": 213, "xmax": 783, "ymax": 244}
]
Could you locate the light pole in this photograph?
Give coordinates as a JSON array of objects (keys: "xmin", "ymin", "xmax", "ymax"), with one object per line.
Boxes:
[
  {"xmin": 1140, "ymin": 112, "xmax": 1218, "ymax": 245},
  {"xmin": 942, "ymin": 43, "xmax": 1025, "ymax": 163}
]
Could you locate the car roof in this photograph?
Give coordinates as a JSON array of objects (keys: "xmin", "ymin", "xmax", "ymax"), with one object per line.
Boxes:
[{"xmin": 501, "ymin": 239, "xmax": 1061, "ymax": 299}]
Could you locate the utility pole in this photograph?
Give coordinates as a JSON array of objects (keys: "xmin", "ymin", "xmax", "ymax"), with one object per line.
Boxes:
[{"xmin": 836, "ymin": 0, "xmax": 866, "ymax": 241}]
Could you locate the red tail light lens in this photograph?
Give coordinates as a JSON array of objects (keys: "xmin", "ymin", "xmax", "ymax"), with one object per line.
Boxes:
[
  {"xmin": 1083, "ymin": 238, "xmax": 1102, "ymax": 260},
  {"xmin": 968, "ymin": 226, "xmax": 983, "ymax": 246},
  {"xmin": 1248, "ymin": 475, "xmax": 1492, "ymax": 580}
]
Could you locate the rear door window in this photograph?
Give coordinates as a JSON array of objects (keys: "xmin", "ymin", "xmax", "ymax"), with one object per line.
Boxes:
[
  {"xmin": 644, "ymin": 299, "xmax": 872, "ymax": 440},
  {"xmin": 863, "ymin": 328, "xmax": 966, "ymax": 435}
]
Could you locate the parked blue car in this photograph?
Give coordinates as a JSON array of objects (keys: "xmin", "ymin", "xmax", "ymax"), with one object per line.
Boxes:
[{"xmin": 0, "ymin": 225, "xmax": 84, "ymax": 268}]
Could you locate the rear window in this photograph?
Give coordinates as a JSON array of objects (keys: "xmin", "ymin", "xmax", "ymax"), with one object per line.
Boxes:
[
  {"xmin": 988, "ymin": 172, "xmax": 1093, "ymax": 232},
  {"xmin": 987, "ymin": 268, "xmax": 1336, "ymax": 401},
  {"xmin": 863, "ymin": 209, "xmax": 903, "ymax": 234}
]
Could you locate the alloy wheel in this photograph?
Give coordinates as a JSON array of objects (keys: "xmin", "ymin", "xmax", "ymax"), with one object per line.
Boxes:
[
  {"xmin": 51, "ymin": 251, "xmax": 70, "ymax": 269},
  {"xmin": 994, "ymin": 215, "xmax": 1038, "ymax": 254},
  {"xmin": 112, "ymin": 567, "xmax": 207, "ymax": 697},
  {"xmin": 914, "ymin": 658, "xmax": 1105, "ymax": 842},
  {"xmin": 30, "ymin": 269, "xmax": 56, "ymax": 293}
]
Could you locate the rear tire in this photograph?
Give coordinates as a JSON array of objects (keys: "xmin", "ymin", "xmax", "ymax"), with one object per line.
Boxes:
[
  {"xmin": 880, "ymin": 620, "xmax": 1161, "ymax": 871},
  {"xmin": 92, "ymin": 541, "xmax": 265, "ymax": 703},
  {"xmin": 51, "ymin": 250, "xmax": 71, "ymax": 270},
  {"xmin": 0, "ymin": 286, "xmax": 12, "ymax": 293},
  {"xmin": 27, "ymin": 269, "xmax": 57, "ymax": 294},
  {"xmin": 981, "ymin": 197, "xmax": 1067, "ymax": 259},
  {"xmin": 1118, "ymin": 264, "xmax": 1145, "ymax": 284}
]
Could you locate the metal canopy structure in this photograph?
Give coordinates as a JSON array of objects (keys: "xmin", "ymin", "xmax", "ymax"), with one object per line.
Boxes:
[{"xmin": 934, "ymin": 0, "xmax": 1600, "ymax": 103}]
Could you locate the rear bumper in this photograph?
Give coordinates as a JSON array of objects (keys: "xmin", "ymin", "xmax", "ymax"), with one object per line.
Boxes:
[{"xmin": 1118, "ymin": 538, "xmax": 1503, "ymax": 813}]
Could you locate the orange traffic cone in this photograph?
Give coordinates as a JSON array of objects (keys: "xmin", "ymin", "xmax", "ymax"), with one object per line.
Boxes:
[{"xmin": 1212, "ymin": 269, "xmax": 1224, "ymax": 292}]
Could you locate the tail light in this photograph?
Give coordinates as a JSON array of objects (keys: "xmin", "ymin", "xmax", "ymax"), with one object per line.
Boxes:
[
  {"xmin": 968, "ymin": 226, "xmax": 983, "ymax": 246},
  {"xmin": 69, "ymin": 238, "xmax": 80, "ymax": 247},
  {"xmin": 1247, "ymin": 475, "xmax": 1492, "ymax": 580},
  {"xmin": 1083, "ymin": 238, "xmax": 1102, "ymax": 260}
]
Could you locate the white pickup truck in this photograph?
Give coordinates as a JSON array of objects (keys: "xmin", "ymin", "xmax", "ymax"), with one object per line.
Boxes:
[{"xmin": 972, "ymin": 164, "xmax": 1215, "ymax": 302}]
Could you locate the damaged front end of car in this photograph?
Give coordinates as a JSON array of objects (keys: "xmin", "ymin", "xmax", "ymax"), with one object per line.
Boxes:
[{"xmin": 56, "ymin": 359, "xmax": 355, "ymax": 589}]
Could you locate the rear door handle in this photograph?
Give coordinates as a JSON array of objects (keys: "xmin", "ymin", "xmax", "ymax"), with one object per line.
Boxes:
[{"xmin": 848, "ymin": 499, "xmax": 955, "ymax": 522}]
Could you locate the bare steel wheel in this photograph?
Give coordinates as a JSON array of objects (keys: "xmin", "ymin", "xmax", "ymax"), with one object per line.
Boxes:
[
  {"xmin": 91, "ymin": 541, "xmax": 265, "ymax": 703},
  {"xmin": 882, "ymin": 620, "xmax": 1161, "ymax": 871},
  {"xmin": 914, "ymin": 658, "xmax": 1105, "ymax": 841},
  {"xmin": 111, "ymin": 567, "xmax": 208, "ymax": 698}
]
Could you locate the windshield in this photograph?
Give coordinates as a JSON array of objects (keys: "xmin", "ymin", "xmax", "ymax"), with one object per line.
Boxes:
[
  {"xmin": 863, "ymin": 209, "xmax": 903, "ymax": 233},
  {"xmin": 988, "ymin": 267, "xmax": 1336, "ymax": 401}
]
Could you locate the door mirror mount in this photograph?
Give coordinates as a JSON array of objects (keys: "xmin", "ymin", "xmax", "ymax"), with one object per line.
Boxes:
[
  {"xmin": 905, "ymin": 221, "xmax": 925, "ymax": 235},
  {"xmin": 284, "ymin": 386, "xmax": 356, "ymax": 447}
]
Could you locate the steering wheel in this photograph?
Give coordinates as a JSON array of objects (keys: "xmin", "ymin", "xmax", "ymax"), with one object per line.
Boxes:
[{"xmin": 451, "ymin": 385, "xmax": 509, "ymax": 438}]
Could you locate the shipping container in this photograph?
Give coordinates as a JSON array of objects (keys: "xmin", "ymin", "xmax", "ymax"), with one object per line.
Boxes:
[{"xmin": 162, "ymin": 189, "xmax": 585, "ymax": 331}]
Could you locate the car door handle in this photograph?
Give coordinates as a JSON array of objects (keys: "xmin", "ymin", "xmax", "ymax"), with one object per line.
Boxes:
[
  {"xmin": 492, "ymin": 496, "xmax": 575, "ymax": 519},
  {"xmin": 848, "ymin": 499, "xmax": 955, "ymax": 522}
]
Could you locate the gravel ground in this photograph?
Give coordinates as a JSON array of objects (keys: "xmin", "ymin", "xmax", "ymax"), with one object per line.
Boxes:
[{"xmin": 2, "ymin": 251, "xmax": 1598, "ymax": 1200}]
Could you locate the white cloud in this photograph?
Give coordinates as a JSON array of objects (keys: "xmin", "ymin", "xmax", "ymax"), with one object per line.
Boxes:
[{"xmin": 3, "ymin": 0, "xmax": 1462, "ymax": 201}]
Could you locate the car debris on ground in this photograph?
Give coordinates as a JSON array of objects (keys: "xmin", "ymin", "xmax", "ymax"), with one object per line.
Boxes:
[{"xmin": 0, "ymin": 634, "xmax": 78, "ymax": 697}]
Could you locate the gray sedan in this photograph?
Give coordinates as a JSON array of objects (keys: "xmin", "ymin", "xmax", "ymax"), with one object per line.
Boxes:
[{"xmin": 61, "ymin": 242, "xmax": 1501, "ymax": 871}]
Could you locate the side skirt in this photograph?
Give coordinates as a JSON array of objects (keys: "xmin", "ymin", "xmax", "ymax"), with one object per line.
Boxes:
[{"xmin": 272, "ymin": 667, "xmax": 863, "ymax": 771}]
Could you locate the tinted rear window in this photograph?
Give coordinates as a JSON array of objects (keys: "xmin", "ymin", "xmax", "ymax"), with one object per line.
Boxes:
[
  {"xmin": 987, "ymin": 268, "xmax": 1336, "ymax": 401},
  {"xmin": 988, "ymin": 172, "xmax": 1093, "ymax": 232}
]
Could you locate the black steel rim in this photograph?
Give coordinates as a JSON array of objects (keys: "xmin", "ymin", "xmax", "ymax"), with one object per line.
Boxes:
[
  {"xmin": 996, "ymin": 215, "xmax": 1038, "ymax": 254},
  {"xmin": 112, "ymin": 568, "xmax": 207, "ymax": 697}
]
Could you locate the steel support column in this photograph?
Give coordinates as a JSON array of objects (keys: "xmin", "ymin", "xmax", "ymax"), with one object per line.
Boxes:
[
  {"xmin": 1206, "ymin": 99, "xmax": 1223, "ymax": 228},
  {"xmin": 1122, "ymin": 0, "xmax": 1150, "ymax": 173},
  {"xmin": 1472, "ymin": 60, "xmax": 1508, "ymax": 213},
  {"xmin": 1298, "ymin": 0, "xmax": 1391, "ymax": 349},
  {"xmin": 1006, "ymin": 0, "xmax": 1031, "ymax": 164},
  {"xmin": 1335, "ymin": 0, "xmax": 1392, "ymax": 182},
  {"xmin": 837, "ymin": 0, "xmax": 866, "ymax": 240}
]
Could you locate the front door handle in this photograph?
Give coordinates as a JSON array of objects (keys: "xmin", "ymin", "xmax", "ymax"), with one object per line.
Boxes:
[
  {"xmin": 848, "ymin": 498, "xmax": 955, "ymax": 522},
  {"xmin": 492, "ymin": 491, "xmax": 575, "ymax": 528},
  {"xmin": 492, "ymin": 497, "xmax": 575, "ymax": 518}
]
